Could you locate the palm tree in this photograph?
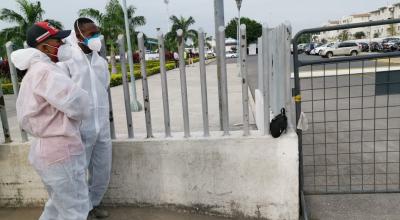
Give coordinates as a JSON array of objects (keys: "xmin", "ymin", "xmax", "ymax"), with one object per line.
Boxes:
[
  {"xmin": 79, "ymin": 0, "xmax": 146, "ymax": 74},
  {"xmin": 165, "ymin": 15, "xmax": 197, "ymax": 51},
  {"xmin": 0, "ymin": 0, "xmax": 62, "ymax": 50}
]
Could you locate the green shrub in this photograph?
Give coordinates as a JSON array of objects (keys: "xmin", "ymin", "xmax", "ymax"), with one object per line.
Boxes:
[{"xmin": 2, "ymin": 83, "xmax": 14, "ymax": 95}]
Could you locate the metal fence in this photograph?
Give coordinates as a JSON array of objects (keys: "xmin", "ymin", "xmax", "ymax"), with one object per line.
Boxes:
[
  {"xmin": 1, "ymin": 26, "xmax": 255, "ymax": 142},
  {"xmin": 292, "ymin": 19, "xmax": 400, "ymax": 219}
]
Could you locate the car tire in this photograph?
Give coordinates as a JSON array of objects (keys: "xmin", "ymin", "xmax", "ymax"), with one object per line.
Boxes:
[
  {"xmin": 350, "ymin": 51, "xmax": 358, "ymax": 56},
  {"xmin": 326, "ymin": 52, "xmax": 333, "ymax": 58}
]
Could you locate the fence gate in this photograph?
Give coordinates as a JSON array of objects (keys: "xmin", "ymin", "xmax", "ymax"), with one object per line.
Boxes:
[{"xmin": 293, "ymin": 19, "xmax": 400, "ymax": 219}]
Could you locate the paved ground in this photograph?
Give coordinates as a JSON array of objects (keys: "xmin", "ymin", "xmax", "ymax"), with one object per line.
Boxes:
[{"xmin": 0, "ymin": 207, "xmax": 232, "ymax": 220}]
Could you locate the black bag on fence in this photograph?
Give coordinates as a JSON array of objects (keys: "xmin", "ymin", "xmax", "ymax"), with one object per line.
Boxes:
[{"xmin": 270, "ymin": 108, "xmax": 288, "ymax": 138}]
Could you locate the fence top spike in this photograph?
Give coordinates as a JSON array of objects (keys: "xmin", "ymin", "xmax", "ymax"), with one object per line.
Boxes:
[
  {"xmin": 176, "ymin": 29, "xmax": 183, "ymax": 36},
  {"xmin": 157, "ymin": 30, "xmax": 164, "ymax": 38},
  {"xmin": 198, "ymin": 28, "xmax": 204, "ymax": 34},
  {"xmin": 5, "ymin": 41, "xmax": 13, "ymax": 47},
  {"xmin": 240, "ymin": 24, "xmax": 246, "ymax": 32},
  {"xmin": 117, "ymin": 34, "xmax": 124, "ymax": 41},
  {"xmin": 137, "ymin": 32, "xmax": 144, "ymax": 39}
]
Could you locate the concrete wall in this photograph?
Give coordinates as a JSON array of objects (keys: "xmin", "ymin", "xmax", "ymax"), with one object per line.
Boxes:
[{"xmin": 0, "ymin": 132, "xmax": 299, "ymax": 219}]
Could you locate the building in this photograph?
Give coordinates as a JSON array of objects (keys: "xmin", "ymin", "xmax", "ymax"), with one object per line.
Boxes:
[{"xmin": 319, "ymin": 3, "xmax": 400, "ymax": 41}]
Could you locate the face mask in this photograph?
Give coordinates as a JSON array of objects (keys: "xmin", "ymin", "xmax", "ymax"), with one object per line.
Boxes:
[
  {"xmin": 43, "ymin": 43, "xmax": 61, "ymax": 59},
  {"xmin": 57, "ymin": 44, "xmax": 73, "ymax": 61},
  {"xmin": 86, "ymin": 35, "xmax": 102, "ymax": 52}
]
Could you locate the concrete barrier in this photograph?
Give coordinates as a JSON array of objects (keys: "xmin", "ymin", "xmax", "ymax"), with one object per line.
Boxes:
[{"xmin": 0, "ymin": 131, "xmax": 298, "ymax": 219}]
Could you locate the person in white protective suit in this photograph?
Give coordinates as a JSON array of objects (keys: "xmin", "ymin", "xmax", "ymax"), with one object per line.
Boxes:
[
  {"xmin": 57, "ymin": 17, "xmax": 112, "ymax": 219},
  {"xmin": 11, "ymin": 21, "xmax": 91, "ymax": 220}
]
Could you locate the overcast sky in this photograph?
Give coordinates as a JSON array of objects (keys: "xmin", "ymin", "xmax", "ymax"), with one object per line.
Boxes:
[{"xmin": 1, "ymin": 0, "xmax": 399, "ymax": 38}]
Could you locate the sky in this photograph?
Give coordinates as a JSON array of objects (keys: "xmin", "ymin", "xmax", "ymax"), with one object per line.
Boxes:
[{"xmin": 1, "ymin": 0, "xmax": 399, "ymax": 38}]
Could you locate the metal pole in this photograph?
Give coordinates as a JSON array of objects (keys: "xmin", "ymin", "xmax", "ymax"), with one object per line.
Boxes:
[
  {"xmin": 117, "ymin": 34, "xmax": 134, "ymax": 138},
  {"xmin": 240, "ymin": 24, "xmax": 249, "ymax": 136},
  {"xmin": 99, "ymin": 35, "xmax": 116, "ymax": 139},
  {"xmin": 218, "ymin": 26, "xmax": 230, "ymax": 135},
  {"xmin": 198, "ymin": 28, "xmax": 210, "ymax": 137},
  {"xmin": 6, "ymin": 41, "xmax": 28, "ymax": 142},
  {"xmin": 237, "ymin": 9, "xmax": 241, "ymax": 76},
  {"xmin": 177, "ymin": 29, "xmax": 190, "ymax": 138},
  {"xmin": 138, "ymin": 33, "xmax": 153, "ymax": 138},
  {"xmin": 214, "ymin": 0, "xmax": 225, "ymax": 130},
  {"xmin": 121, "ymin": 0, "xmax": 142, "ymax": 112},
  {"xmin": 157, "ymin": 31, "xmax": 172, "ymax": 137},
  {"xmin": 262, "ymin": 24, "xmax": 270, "ymax": 135},
  {"xmin": 0, "ymin": 86, "xmax": 11, "ymax": 143}
]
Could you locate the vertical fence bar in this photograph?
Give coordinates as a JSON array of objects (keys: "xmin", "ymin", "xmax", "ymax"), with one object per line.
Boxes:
[
  {"xmin": 99, "ymin": 36, "xmax": 116, "ymax": 139},
  {"xmin": 198, "ymin": 28, "xmax": 210, "ymax": 137},
  {"xmin": 283, "ymin": 22, "xmax": 295, "ymax": 129},
  {"xmin": 0, "ymin": 85, "xmax": 11, "ymax": 143},
  {"xmin": 240, "ymin": 24, "xmax": 249, "ymax": 136},
  {"xmin": 177, "ymin": 29, "xmax": 190, "ymax": 138},
  {"xmin": 138, "ymin": 33, "xmax": 153, "ymax": 138},
  {"xmin": 117, "ymin": 34, "xmax": 134, "ymax": 138},
  {"xmin": 157, "ymin": 31, "xmax": 172, "ymax": 137},
  {"xmin": 6, "ymin": 41, "xmax": 28, "ymax": 142},
  {"xmin": 218, "ymin": 26, "xmax": 230, "ymax": 135},
  {"xmin": 214, "ymin": 0, "xmax": 225, "ymax": 131},
  {"xmin": 262, "ymin": 24, "xmax": 270, "ymax": 135}
]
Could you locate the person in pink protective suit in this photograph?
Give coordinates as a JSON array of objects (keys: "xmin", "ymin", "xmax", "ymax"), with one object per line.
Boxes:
[{"xmin": 11, "ymin": 21, "xmax": 91, "ymax": 220}]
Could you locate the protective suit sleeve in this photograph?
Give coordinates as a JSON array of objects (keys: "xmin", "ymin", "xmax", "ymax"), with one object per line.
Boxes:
[{"xmin": 33, "ymin": 70, "xmax": 90, "ymax": 121}]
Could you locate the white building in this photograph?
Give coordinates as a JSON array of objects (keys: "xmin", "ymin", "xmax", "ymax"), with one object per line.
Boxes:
[{"xmin": 319, "ymin": 3, "xmax": 400, "ymax": 41}]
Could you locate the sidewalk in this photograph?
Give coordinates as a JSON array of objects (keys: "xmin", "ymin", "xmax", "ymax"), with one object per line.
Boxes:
[
  {"xmin": 0, "ymin": 207, "xmax": 232, "ymax": 220},
  {"xmin": 0, "ymin": 62, "xmax": 254, "ymax": 142}
]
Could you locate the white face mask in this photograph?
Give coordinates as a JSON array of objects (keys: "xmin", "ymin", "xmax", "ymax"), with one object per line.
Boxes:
[
  {"xmin": 87, "ymin": 37, "xmax": 102, "ymax": 52},
  {"xmin": 57, "ymin": 44, "xmax": 73, "ymax": 61}
]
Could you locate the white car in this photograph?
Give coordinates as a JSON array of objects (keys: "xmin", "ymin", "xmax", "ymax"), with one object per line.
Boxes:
[
  {"xmin": 314, "ymin": 42, "xmax": 335, "ymax": 55},
  {"xmin": 226, "ymin": 51, "xmax": 238, "ymax": 58}
]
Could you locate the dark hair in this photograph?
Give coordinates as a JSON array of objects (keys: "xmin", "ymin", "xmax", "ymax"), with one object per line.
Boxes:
[{"xmin": 74, "ymin": 17, "xmax": 94, "ymax": 33}]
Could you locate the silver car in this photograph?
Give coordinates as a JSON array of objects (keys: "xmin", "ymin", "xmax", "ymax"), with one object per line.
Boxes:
[{"xmin": 320, "ymin": 42, "xmax": 361, "ymax": 58}]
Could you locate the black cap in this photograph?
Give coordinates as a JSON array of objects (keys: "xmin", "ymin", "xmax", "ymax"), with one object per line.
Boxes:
[{"xmin": 27, "ymin": 21, "xmax": 71, "ymax": 47}]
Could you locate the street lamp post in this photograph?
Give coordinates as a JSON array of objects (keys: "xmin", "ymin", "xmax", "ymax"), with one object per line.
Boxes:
[
  {"xmin": 164, "ymin": 0, "xmax": 171, "ymax": 32},
  {"xmin": 121, "ymin": 0, "xmax": 142, "ymax": 112},
  {"xmin": 235, "ymin": 0, "xmax": 242, "ymax": 76}
]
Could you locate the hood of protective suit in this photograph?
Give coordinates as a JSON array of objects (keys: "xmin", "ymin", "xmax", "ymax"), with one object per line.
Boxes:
[
  {"xmin": 11, "ymin": 48, "xmax": 50, "ymax": 71},
  {"xmin": 65, "ymin": 30, "xmax": 80, "ymax": 46}
]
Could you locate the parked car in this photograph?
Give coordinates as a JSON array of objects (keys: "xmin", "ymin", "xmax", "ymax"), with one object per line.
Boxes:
[
  {"xmin": 320, "ymin": 42, "xmax": 361, "ymax": 58},
  {"xmin": 312, "ymin": 42, "xmax": 335, "ymax": 56},
  {"xmin": 304, "ymin": 43, "xmax": 321, "ymax": 55},
  {"xmin": 226, "ymin": 51, "xmax": 238, "ymax": 58},
  {"xmin": 370, "ymin": 41, "xmax": 383, "ymax": 52},
  {"xmin": 382, "ymin": 39, "xmax": 400, "ymax": 52},
  {"xmin": 290, "ymin": 43, "xmax": 306, "ymax": 54},
  {"xmin": 357, "ymin": 42, "xmax": 370, "ymax": 52}
]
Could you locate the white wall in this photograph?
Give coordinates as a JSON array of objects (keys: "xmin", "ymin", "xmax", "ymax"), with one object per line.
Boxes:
[{"xmin": 0, "ymin": 132, "xmax": 299, "ymax": 219}]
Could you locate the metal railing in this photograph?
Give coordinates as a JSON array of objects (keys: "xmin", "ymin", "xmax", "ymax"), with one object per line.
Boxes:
[
  {"xmin": 2, "ymin": 26, "xmax": 255, "ymax": 142},
  {"xmin": 292, "ymin": 18, "xmax": 400, "ymax": 219}
]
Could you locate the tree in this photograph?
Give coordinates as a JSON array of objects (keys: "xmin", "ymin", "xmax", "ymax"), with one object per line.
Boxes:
[
  {"xmin": 387, "ymin": 24, "xmax": 397, "ymax": 36},
  {"xmin": 338, "ymin": 30, "xmax": 350, "ymax": 41},
  {"xmin": 165, "ymin": 15, "xmax": 197, "ymax": 52},
  {"xmin": 297, "ymin": 33, "xmax": 313, "ymax": 44},
  {"xmin": 374, "ymin": 32, "xmax": 381, "ymax": 38},
  {"xmin": 354, "ymin": 31, "xmax": 366, "ymax": 39},
  {"xmin": 79, "ymin": 0, "xmax": 146, "ymax": 73},
  {"xmin": 0, "ymin": 0, "xmax": 62, "ymax": 56},
  {"xmin": 321, "ymin": 38, "xmax": 328, "ymax": 44},
  {"xmin": 225, "ymin": 17, "xmax": 262, "ymax": 45}
]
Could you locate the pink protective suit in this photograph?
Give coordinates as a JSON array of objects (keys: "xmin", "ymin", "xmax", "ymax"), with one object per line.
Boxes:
[{"xmin": 11, "ymin": 48, "xmax": 91, "ymax": 220}]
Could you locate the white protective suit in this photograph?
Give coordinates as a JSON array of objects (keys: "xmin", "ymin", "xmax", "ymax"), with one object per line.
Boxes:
[
  {"xmin": 11, "ymin": 48, "xmax": 91, "ymax": 220},
  {"xmin": 59, "ymin": 31, "xmax": 112, "ymax": 207}
]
